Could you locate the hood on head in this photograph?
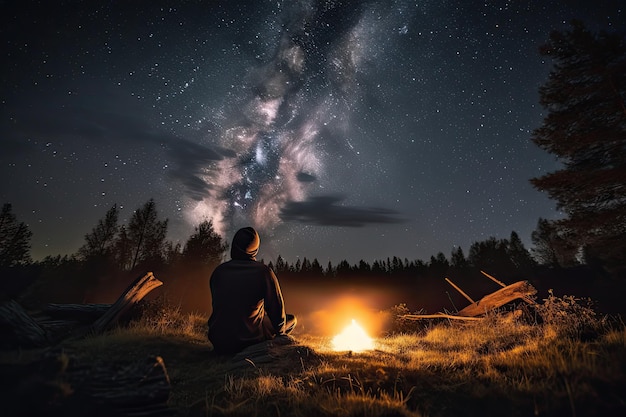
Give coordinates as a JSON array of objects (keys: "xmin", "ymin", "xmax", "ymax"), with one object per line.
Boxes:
[{"xmin": 231, "ymin": 227, "xmax": 260, "ymax": 260}]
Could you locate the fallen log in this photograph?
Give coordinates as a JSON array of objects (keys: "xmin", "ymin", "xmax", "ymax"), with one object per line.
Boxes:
[
  {"xmin": 457, "ymin": 280, "xmax": 537, "ymax": 317},
  {"xmin": 45, "ymin": 303, "xmax": 112, "ymax": 320},
  {"xmin": 33, "ymin": 304, "xmax": 114, "ymax": 339},
  {"xmin": 35, "ymin": 318, "xmax": 83, "ymax": 338},
  {"xmin": 0, "ymin": 300, "xmax": 48, "ymax": 348}
]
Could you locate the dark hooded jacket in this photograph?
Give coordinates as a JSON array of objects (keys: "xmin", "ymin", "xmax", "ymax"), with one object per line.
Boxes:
[{"xmin": 207, "ymin": 227, "xmax": 287, "ymax": 353}]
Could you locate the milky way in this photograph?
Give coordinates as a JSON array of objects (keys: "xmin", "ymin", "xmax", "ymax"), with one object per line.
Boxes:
[{"xmin": 186, "ymin": 1, "xmax": 407, "ymax": 238}]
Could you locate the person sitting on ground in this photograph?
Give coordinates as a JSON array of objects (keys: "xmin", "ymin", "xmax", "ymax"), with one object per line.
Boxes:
[{"xmin": 207, "ymin": 226, "xmax": 297, "ymax": 354}]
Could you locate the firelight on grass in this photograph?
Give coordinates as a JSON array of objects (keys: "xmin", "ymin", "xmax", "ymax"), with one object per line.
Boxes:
[{"xmin": 331, "ymin": 319, "xmax": 374, "ymax": 352}]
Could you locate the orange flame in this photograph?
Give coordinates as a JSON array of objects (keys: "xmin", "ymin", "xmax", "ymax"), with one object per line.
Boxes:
[{"xmin": 331, "ymin": 319, "xmax": 375, "ymax": 352}]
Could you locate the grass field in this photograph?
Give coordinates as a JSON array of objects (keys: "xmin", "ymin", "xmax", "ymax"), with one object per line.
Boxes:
[{"xmin": 51, "ymin": 294, "xmax": 626, "ymax": 417}]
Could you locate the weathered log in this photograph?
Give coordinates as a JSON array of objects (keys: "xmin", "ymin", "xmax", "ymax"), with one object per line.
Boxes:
[
  {"xmin": 45, "ymin": 303, "xmax": 112, "ymax": 320},
  {"xmin": 457, "ymin": 280, "xmax": 537, "ymax": 317},
  {"xmin": 35, "ymin": 318, "xmax": 83, "ymax": 336},
  {"xmin": 88, "ymin": 272, "xmax": 162, "ymax": 335},
  {"xmin": 480, "ymin": 270, "xmax": 536, "ymax": 305},
  {"xmin": 0, "ymin": 300, "xmax": 48, "ymax": 347},
  {"xmin": 33, "ymin": 304, "xmax": 113, "ymax": 339}
]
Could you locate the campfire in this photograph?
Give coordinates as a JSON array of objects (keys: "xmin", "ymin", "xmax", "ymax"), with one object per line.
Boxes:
[{"xmin": 331, "ymin": 319, "xmax": 374, "ymax": 352}]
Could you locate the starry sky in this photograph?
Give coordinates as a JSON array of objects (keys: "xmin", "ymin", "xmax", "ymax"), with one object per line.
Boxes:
[{"xmin": 1, "ymin": 0, "xmax": 623, "ymax": 264}]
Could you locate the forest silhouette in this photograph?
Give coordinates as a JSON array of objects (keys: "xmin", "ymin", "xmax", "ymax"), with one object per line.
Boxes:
[{"xmin": 1, "ymin": 197, "xmax": 623, "ymax": 319}]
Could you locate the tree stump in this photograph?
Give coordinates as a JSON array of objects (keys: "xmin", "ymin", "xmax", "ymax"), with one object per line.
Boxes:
[{"xmin": 88, "ymin": 271, "xmax": 163, "ymax": 335}]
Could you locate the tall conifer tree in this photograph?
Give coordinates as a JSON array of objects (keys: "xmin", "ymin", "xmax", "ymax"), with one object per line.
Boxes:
[{"xmin": 531, "ymin": 22, "xmax": 626, "ymax": 274}]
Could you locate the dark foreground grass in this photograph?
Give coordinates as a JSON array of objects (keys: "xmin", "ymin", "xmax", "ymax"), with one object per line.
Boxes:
[{"xmin": 45, "ymin": 299, "xmax": 626, "ymax": 417}]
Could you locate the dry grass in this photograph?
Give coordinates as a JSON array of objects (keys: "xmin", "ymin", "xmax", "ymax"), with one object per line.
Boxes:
[{"xmin": 62, "ymin": 295, "xmax": 626, "ymax": 417}]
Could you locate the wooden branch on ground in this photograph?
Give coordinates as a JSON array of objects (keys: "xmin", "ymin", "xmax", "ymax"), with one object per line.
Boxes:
[
  {"xmin": 0, "ymin": 300, "xmax": 48, "ymax": 347},
  {"xmin": 401, "ymin": 274, "xmax": 537, "ymax": 321},
  {"xmin": 480, "ymin": 270, "xmax": 506, "ymax": 287},
  {"xmin": 445, "ymin": 277, "xmax": 476, "ymax": 304},
  {"xmin": 400, "ymin": 313, "xmax": 483, "ymax": 321},
  {"xmin": 88, "ymin": 272, "xmax": 163, "ymax": 335},
  {"xmin": 457, "ymin": 280, "xmax": 537, "ymax": 317}
]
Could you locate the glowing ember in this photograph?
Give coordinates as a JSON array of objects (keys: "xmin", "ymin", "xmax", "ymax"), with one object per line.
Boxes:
[{"xmin": 331, "ymin": 319, "xmax": 374, "ymax": 352}]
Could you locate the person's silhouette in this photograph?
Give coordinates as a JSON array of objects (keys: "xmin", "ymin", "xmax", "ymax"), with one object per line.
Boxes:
[{"xmin": 207, "ymin": 227, "xmax": 296, "ymax": 353}]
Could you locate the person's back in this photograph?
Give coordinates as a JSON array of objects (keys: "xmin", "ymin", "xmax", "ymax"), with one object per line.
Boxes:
[{"xmin": 207, "ymin": 227, "xmax": 296, "ymax": 353}]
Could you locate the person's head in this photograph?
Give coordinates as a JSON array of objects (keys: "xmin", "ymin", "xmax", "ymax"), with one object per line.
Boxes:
[{"xmin": 230, "ymin": 227, "xmax": 260, "ymax": 260}]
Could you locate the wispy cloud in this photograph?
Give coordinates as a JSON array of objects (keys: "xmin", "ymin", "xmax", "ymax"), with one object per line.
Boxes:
[
  {"xmin": 280, "ymin": 195, "xmax": 406, "ymax": 227},
  {"xmin": 5, "ymin": 95, "xmax": 238, "ymax": 202}
]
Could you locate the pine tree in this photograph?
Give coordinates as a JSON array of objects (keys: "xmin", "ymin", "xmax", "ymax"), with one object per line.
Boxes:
[
  {"xmin": 78, "ymin": 204, "xmax": 119, "ymax": 260},
  {"xmin": 428, "ymin": 252, "xmax": 449, "ymax": 278},
  {"xmin": 326, "ymin": 260, "xmax": 334, "ymax": 276},
  {"xmin": 275, "ymin": 255, "xmax": 287, "ymax": 273},
  {"xmin": 293, "ymin": 258, "xmax": 302, "ymax": 273},
  {"xmin": 164, "ymin": 241, "xmax": 183, "ymax": 266},
  {"xmin": 126, "ymin": 199, "xmax": 168, "ymax": 270},
  {"xmin": 358, "ymin": 259, "xmax": 371, "ymax": 273},
  {"xmin": 114, "ymin": 225, "xmax": 133, "ymax": 270},
  {"xmin": 335, "ymin": 260, "xmax": 352, "ymax": 276},
  {"xmin": 507, "ymin": 231, "xmax": 536, "ymax": 271},
  {"xmin": 450, "ymin": 246, "xmax": 468, "ymax": 270},
  {"xmin": 531, "ymin": 218, "xmax": 578, "ymax": 267},
  {"xmin": 182, "ymin": 220, "xmax": 227, "ymax": 267},
  {"xmin": 0, "ymin": 203, "xmax": 32, "ymax": 267},
  {"xmin": 310, "ymin": 258, "xmax": 324, "ymax": 276},
  {"xmin": 530, "ymin": 21, "xmax": 626, "ymax": 274},
  {"xmin": 371, "ymin": 260, "xmax": 384, "ymax": 274},
  {"xmin": 467, "ymin": 237, "xmax": 512, "ymax": 275},
  {"xmin": 300, "ymin": 257, "xmax": 312, "ymax": 274}
]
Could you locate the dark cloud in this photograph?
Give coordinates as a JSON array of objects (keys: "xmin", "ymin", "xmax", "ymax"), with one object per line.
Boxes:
[
  {"xmin": 280, "ymin": 195, "xmax": 406, "ymax": 227},
  {"xmin": 167, "ymin": 140, "xmax": 236, "ymax": 201},
  {"xmin": 296, "ymin": 172, "xmax": 317, "ymax": 182},
  {"xmin": 6, "ymin": 93, "xmax": 237, "ymax": 202}
]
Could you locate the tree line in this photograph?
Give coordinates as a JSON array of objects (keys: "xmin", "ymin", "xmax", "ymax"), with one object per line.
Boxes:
[
  {"xmin": 268, "ymin": 230, "xmax": 535, "ymax": 280},
  {"xmin": 0, "ymin": 196, "xmax": 596, "ymax": 311},
  {"xmin": 1, "ymin": 198, "xmax": 538, "ymax": 277}
]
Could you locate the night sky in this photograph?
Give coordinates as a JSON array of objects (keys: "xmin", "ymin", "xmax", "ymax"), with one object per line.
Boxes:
[{"xmin": 1, "ymin": 1, "xmax": 623, "ymax": 264}]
